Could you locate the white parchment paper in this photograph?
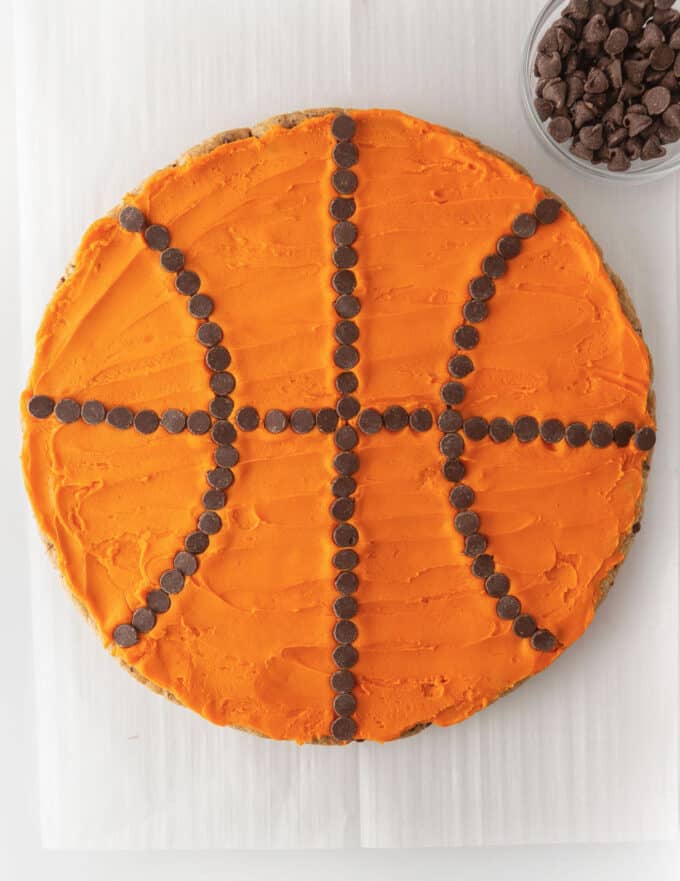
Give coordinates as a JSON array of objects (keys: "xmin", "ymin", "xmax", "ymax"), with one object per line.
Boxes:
[{"xmin": 16, "ymin": 0, "xmax": 678, "ymax": 848}]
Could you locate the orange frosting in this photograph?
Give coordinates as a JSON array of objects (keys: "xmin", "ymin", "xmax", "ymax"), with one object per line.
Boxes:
[{"xmin": 21, "ymin": 109, "xmax": 653, "ymax": 743}]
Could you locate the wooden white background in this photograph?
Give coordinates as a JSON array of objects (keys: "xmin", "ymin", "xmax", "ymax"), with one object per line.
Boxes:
[{"xmin": 4, "ymin": 0, "xmax": 679, "ymax": 858}]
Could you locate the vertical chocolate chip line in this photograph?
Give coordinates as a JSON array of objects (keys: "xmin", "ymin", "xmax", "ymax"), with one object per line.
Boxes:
[{"xmin": 329, "ymin": 113, "xmax": 360, "ymax": 743}]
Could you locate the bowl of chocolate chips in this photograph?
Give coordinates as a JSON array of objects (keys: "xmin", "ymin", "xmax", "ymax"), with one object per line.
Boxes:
[{"xmin": 523, "ymin": 0, "xmax": 680, "ymax": 179}]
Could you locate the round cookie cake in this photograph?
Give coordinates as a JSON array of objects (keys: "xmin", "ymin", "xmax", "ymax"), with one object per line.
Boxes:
[{"xmin": 21, "ymin": 108, "xmax": 656, "ymax": 744}]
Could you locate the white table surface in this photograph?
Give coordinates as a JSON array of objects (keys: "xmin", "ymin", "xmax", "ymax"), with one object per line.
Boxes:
[{"xmin": 2, "ymin": 0, "xmax": 679, "ymax": 877}]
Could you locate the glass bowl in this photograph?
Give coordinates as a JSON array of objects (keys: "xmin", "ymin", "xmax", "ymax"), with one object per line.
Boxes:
[{"xmin": 521, "ymin": 0, "xmax": 680, "ymax": 183}]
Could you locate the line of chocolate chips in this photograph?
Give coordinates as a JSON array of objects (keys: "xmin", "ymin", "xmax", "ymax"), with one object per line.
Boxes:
[
  {"xmin": 439, "ymin": 199, "xmax": 564, "ymax": 652},
  {"xmin": 460, "ymin": 415, "xmax": 656, "ymax": 451},
  {"xmin": 329, "ymin": 114, "xmax": 361, "ymax": 743},
  {"xmin": 111, "ymin": 206, "xmax": 235, "ymax": 648}
]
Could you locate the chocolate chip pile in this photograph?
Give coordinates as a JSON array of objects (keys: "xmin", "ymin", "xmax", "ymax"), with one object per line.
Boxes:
[{"xmin": 533, "ymin": 0, "xmax": 680, "ymax": 171}]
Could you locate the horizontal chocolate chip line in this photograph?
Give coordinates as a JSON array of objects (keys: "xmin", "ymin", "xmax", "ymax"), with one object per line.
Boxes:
[
  {"xmin": 229, "ymin": 405, "xmax": 439, "ymax": 434},
  {"xmin": 446, "ymin": 413, "xmax": 656, "ymax": 451}
]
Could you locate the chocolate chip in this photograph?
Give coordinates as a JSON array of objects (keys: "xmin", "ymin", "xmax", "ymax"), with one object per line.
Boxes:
[
  {"xmin": 188, "ymin": 294, "xmax": 213, "ymax": 319},
  {"xmin": 118, "ymin": 205, "xmax": 145, "ymax": 233},
  {"xmin": 332, "ymin": 644, "xmax": 358, "ymax": 669},
  {"xmin": 481, "ymin": 254, "xmax": 507, "ymax": 280},
  {"xmin": 439, "ymin": 433, "xmax": 463, "ymax": 463},
  {"xmin": 497, "ymin": 235, "xmax": 522, "ymax": 259},
  {"xmin": 590, "ymin": 420, "xmax": 614, "ymax": 447},
  {"xmin": 463, "ymin": 300, "xmax": 489, "ymax": 324},
  {"xmin": 496, "ymin": 595, "xmax": 521, "ymax": 620},
  {"xmin": 198, "ymin": 511, "xmax": 222, "ymax": 535},
  {"xmin": 174, "ymin": 551, "xmax": 198, "ymax": 575},
  {"xmin": 330, "ymin": 497, "xmax": 355, "ymax": 521},
  {"xmin": 330, "ymin": 197, "xmax": 356, "ymax": 221},
  {"xmin": 644, "ymin": 85, "xmax": 672, "ymax": 115},
  {"xmin": 549, "ymin": 116, "xmax": 574, "ymax": 142},
  {"xmin": 608, "ymin": 148, "xmax": 632, "ymax": 172},
  {"xmin": 438, "ymin": 410, "xmax": 463, "ymax": 432},
  {"xmin": 202, "ymin": 489, "xmax": 226, "ymax": 510},
  {"xmin": 132, "ymin": 607, "xmax": 156, "ymax": 634},
  {"xmin": 443, "ymin": 459, "xmax": 465, "ymax": 482},
  {"xmin": 335, "ymin": 570, "xmax": 359, "ymax": 594},
  {"xmin": 332, "ymin": 475, "xmax": 356, "ymax": 498},
  {"xmin": 334, "ymin": 344, "xmax": 359, "ymax": 369},
  {"xmin": 383, "ymin": 405, "xmax": 409, "ymax": 432},
  {"xmin": 160, "ymin": 408, "xmax": 186, "ymax": 434},
  {"xmin": 464, "ymin": 533, "xmax": 487, "ymax": 557},
  {"xmin": 196, "ymin": 322, "xmax": 223, "ymax": 347},
  {"xmin": 441, "ymin": 382, "xmax": 465, "ymax": 405},
  {"xmin": 82, "ymin": 400, "xmax": 106, "ymax": 425},
  {"xmin": 454, "ymin": 325, "xmax": 480, "ymax": 350},
  {"xmin": 334, "ymin": 295, "xmax": 361, "ymax": 319},
  {"xmin": 454, "ymin": 510, "xmax": 480, "ymax": 536},
  {"xmin": 185, "ymin": 530, "xmax": 209, "ymax": 554},
  {"xmin": 604, "ymin": 27, "xmax": 629, "ymax": 55},
  {"xmin": 290, "ymin": 408, "xmax": 315, "ymax": 434},
  {"xmin": 210, "ymin": 372, "xmax": 236, "ymax": 396},
  {"xmin": 334, "ymin": 320, "xmax": 359, "ymax": 345},
  {"xmin": 314, "ymin": 407, "xmax": 337, "ymax": 434},
  {"xmin": 210, "ymin": 397, "xmax": 234, "ymax": 420},
  {"xmin": 543, "ymin": 78, "xmax": 568, "ymax": 109},
  {"xmin": 331, "ymin": 715, "xmax": 357, "ymax": 740},
  {"xmin": 663, "ymin": 104, "xmax": 680, "ymax": 128},
  {"xmin": 583, "ymin": 12, "xmax": 609, "ymax": 44},
  {"xmin": 28, "ymin": 394, "xmax": 55, "ymax": 419},
  {"xmin": 211, "ymin": 421, "xmax": 237, "ymax": 446},
  {"xmin": 160, "ymin": 247, "xmax": 185, "ymax": 272},
  {"xmin": 448, "ymin": 354, "xmax": 474, "ymax": 378},
  {"xmin": 332, "ymin": 169, "xmax": 358, "ymax": 195},
  {"xmin": 334, "ymin": 619, "xmax": 358, "ymax": 645},
  {"xmin": 187, "ymin": 410, "xmax": 211, "ymax": 435},
  {"xmin": 511, "ymin": 213, "xmax": 538, "ymax": 238},
  {"xmin": 333, "ymin": 692, "xmax": 357, "ymax": 716},
  {"xmin": 205, "ymin": 346, "xmax": 231, "ymax": 372},
  {"xmin": 337, "ymin": 396, "xmax": 360, "ymax": 420},
  {"xmin": 332, "ymin": 114, "xmax": 356, "ymax": 140},
  {"xmin": 175, "ymin": 270, "xmax": 201, "ymax": 296},
  {"xmin": 331, "ymin": 669, "xmax": 355, "ymax": 692},
  {"xmin": 334, "ymin": 595, "xmax": 357, "ymax": 619},
  {"xmin": 468, "ymin": 276, "xmax": 495, "ymax": 301},
  {"xmin": 235, "ymin": 407, "xmax": 259, "ymax": 431},
  {"xmin": 336, "ymin": 372, "xmax": 359, "ymax": 394},
  {"xmin": 489, "ymin": 417, "xmax": 513, "ymax": 443},
  {"xmin": 471, "ymin": 554, "xmax": 494, "ymax": 578},
  {"xmin": 535, "ymin": 97, "xmax": 555, "ymax": 121},
  {"xmin": 113, "ymin": 623, "xmax": 138, "ymax": 647},
  {"xmin": 358, "ymin": 408, "xmax": 382, "ymax": 434},
  {"xmin": 634, "ymin": 426, "xmax": 656, "ymax": 450},
  {"xmin": 334, "ymin": 451, "xmax": 359, "ymax": 475},
  {"xmin": 624, "ymin": 111, "xmax": 653, "ymax": 136},
  {"xmin": 134, "ymin": 409, "xmax": 159, "ymax": 434},
  {"xmin": 450, "ymin": 484, "xmax": 475, "ymax": 509},
  {"xmin": 464, "ymin": 417, "xmax": 488, "ymax": 441},
  {"xmin": 160, "ymin": 568, "xmax": 185, "ymax": 594},
  {"xmin": 614, "ymin": 420, "xmax": 635, "ymax": 446},
  {"xmin": 107, "ymin": 406, "xmax": 133, "ymax": 430},
  {"xmin": 565, "ymin": 421, "xmax": 589, "ymax": 447},
  {"xmin": 641, "ymin": 133, "xmax": 666, "ymax": 159},
  {"xmin": 264, "ymin": 409, "xmax": 288, "ymax": 433},
  {"xmin": 584, "ymin": 68, "xmax": 609, "ymax": 95},
  {"xmin": 535, "ymin": 197, "xmax": 562, "ymax": 224},
  {"xmin": 485, "ymin": 572, "xmax": 510, "ymax": 598},
  {"xmin": 335, "ymin": 425, "xmax": 358, "ymax": 450},
  {"xmin": 147, "ymin": 590, "xmax": 171, "ymax": 614},
  {"xmin": 531, "ymin": 629, "xmax": 558, "ymax": 652},
  {"xmin": 144, "ymin": 224, "xmax": 170, "ymax": 251},
  {"xmin": 55, "ymin": 398, "xmax": 81, "ymax": 424},
  {"xmin": 333, "ymin": 141, "xmax": 358, "ymax": 168},
  {"xmin": 540, "ymin": 418, "xmax": 565, "ymax": 443},
  {"xmin": 651, "ymin": 44, "xmax": 675, "ymax": 72},
  {"xmin": 332, "ymin": 269, "xmax": 356, "ymax": 295},
  {"xmin": 333, "ymin": 222, "xmax": 358, "ymax": 248},
  {"xmin": 514, "ymin": 416, "xmax": 539, "ymax": 443},
  {"xmin": 333, "ymin": 245, "xmax": 358, "ymax": 269},
  {"xmin": 214, "ymin": 445, "xmax": 238, "ymax": 467},
  {"xmin": 409, "ymin": 408, "xmax": 433, "ymax": 432},
  {"xmin": 513, "ymin": 614, "xmax": 537, "ymax": 638},
  {"xmin": 632, "ymin": 521, "xmax": 641, "ymax": 534},
  {"xmin": 206, "ymin": 467, "xmax": 234, "ymax": 490}
]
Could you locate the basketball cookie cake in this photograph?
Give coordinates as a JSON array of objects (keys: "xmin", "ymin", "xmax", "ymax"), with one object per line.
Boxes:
[{"xmin": 21, "ymin": 108, "xmax": 656, "ymax": 744}]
